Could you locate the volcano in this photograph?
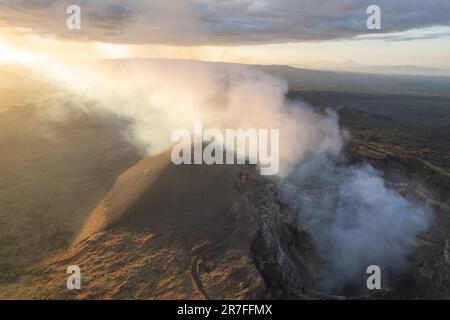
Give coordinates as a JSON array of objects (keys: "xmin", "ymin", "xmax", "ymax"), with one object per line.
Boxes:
[
  {"xmin": 5, "ymin": 151, "xmax": 272, "ymax": 299},
  {"xmin": 2, "ymin": 142, "xmax": 450, "ymax": 299}
]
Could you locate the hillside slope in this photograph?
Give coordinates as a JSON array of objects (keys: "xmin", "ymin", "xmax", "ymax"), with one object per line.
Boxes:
[{"xmin": 0, "ymin": 153, "xmax": 271, "ymax": 299}]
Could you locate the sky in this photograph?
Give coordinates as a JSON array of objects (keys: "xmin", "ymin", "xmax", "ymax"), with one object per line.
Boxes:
[{"xmin": 0, "ymin": 0, "xmax": 449, "ymax": 69}]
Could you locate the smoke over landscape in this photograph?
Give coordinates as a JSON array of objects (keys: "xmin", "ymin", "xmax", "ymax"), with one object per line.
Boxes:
[
  {"xmin": 29, "ymin": 59, "xmax": 433, "ymax": 294},
  {"xmin": 35, "ymin": 60, "xmax": 343, "ymax": 173},
  {"xmin": 281, "ymin": 159, "xmax": 432, "ymax": 293},
  {"xmin": 1, "ymin": 0, "xmax": 450, "ymax": 303}
]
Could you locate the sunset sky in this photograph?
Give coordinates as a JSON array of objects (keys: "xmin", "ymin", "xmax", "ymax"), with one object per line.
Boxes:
[{"xmin": 0, "ymin": 0, "xmax": 449, "ymax": 69}]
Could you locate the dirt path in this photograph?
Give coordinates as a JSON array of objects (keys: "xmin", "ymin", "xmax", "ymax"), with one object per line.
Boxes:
[{"xmin": 190, "ymin": 222, "xmax": 243, "ymax": 300}]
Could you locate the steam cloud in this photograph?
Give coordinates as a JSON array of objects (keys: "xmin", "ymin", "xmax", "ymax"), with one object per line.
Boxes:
[
  {"xmin": 36, "ymin": 59, "xmax": 343, "ymax": 175},
  {"xmin": 34, "ymin": 59, "xmax": 431, "ymax": 294},
  {"xmin": 280, "ymin": 158, "xmax": 432, "ymax": 293}
]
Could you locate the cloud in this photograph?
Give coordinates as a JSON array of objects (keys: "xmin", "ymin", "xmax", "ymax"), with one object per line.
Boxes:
[
  {"xmin": 355, "ymin": 26, "xmax": 450, "ymax": 42},
  {"xmin": 0, "ymin": 0, "xmax": 449, "ymax": 45}
]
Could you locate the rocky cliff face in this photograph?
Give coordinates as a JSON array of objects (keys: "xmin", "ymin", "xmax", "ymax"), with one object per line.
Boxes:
[
  {"xmin": 240, "ymin": 171, "xmax": 321, "ymax": 298},
  {"xmin": 242, "ymin": 142, "xmax": 450, "ymax": 300}
]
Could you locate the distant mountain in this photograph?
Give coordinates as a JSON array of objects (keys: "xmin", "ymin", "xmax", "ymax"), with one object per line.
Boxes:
[
  {"xmin": 261, "ymin": 64, "xmax": 450, "ymax": 96},
  {"xmin": 292, "ymin": 61, "xmax": 449, "ymax": 77}
]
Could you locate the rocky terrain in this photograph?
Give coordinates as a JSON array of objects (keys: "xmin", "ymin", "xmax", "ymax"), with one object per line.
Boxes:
[
  {"xmin": 1, "ymin": 133, "xmax": 449, "ymax": 299},
  {"xmin": 1, "ymin": 64, "xmax": 450, "ymax": 300}
]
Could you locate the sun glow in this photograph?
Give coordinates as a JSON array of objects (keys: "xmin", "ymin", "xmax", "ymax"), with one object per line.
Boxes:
[
  {"xmin": 0, "ymin": 35, "xmax": 41, "ymax": 64},
  {"xmin": 95, "ymin": 43, "xmax": 132, "ymax": 59},
  {"xmin": 0, "ymin": 45, "xmax": 34, "ymax": 63}
]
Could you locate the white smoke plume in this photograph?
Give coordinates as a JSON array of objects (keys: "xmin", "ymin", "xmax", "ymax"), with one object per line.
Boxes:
[
  {"xmin": 34, "ymin": 59, "xmax": 343, "ymax": 175},
  {"xmin": 32, "ymin": 59, "xmax": 431, "ymax": 294},
  {"xmin": 280, "ymin": 157, "xmax": 432, "ymax": 294}
]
